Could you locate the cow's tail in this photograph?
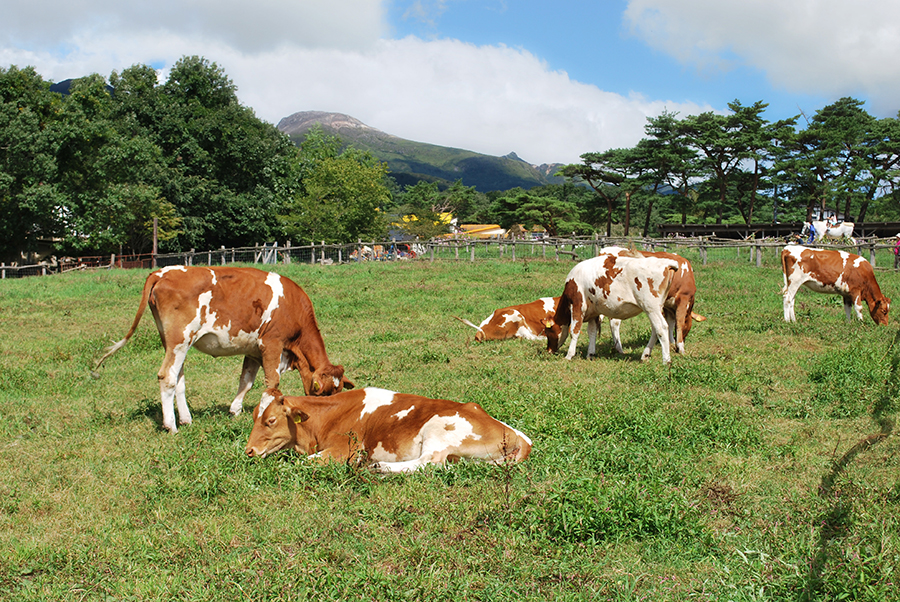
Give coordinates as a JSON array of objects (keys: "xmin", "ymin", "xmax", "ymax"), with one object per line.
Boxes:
[
  {"xmin": 780, "ymin": 248, "xmax": 791, "ymax": 295},
  {"xmin": 94, "ymin": 272, "xmax": 158, "ymax": 369},
  {"xmin": 661, "ymin": 262, "xmax": 678, "ymax": 299},
  {"xmin": 454, "ymin": 316, "xmax": 483, "ymax": 335}
]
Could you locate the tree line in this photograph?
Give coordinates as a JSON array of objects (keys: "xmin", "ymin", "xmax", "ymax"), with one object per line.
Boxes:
[{"xmin": 3, "ymin": 57, "xmax": 900, "ymax": 262}]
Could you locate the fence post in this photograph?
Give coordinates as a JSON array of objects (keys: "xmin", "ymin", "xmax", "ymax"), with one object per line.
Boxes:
[
  {"xmin": 310, "ymin": 242, "xmax": 316, "ymax": 265},
  {"xmin": 285, "ymin": 240, "xmax": 292, "ymax": 264},
  {"xmin": 756, "ymin": 244, "xmax": 762, "ymax": 268},
  {"xmin": 555, "ymin": 243, "xmax": 560, "ymax": 261},
  {"xmin": 455, "ymin": 242, "xmax": 459, "ymax": 260},
  {"xmin": 870, "ymin": 243, "xmax": 876, "ymax": 267},
  {"xmin": 511, "ymin": 241, "xmax": 516, "ymax": 261},
  {"xmin": 593, "ymin": 232, "xmax": 598, "ymax": 256},
  {"xmin": 470, "ymin": 242, "xmax": 475, "ymax": 262},
  {"xmin": 542, "ymin": 239, "xmax": 546, "ymax": 259},
  {"xmin": 499, "ymin": 243, "xmax": 504, "ymax": 260},
  {"xmin": 1, "ymin": 263, "xmax": 4, "ymax": 279},
  {"xmin": 700, "ymin": 243, "xmax": 707, "ymax": 265},
  {"xmin": 110, "ymin": 253, "xmax": 116, "ymax": 268}
]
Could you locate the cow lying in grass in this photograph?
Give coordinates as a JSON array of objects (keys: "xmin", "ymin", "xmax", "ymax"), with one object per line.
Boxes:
[
  {"xmin": 245, "ymin": 388, "xmax": 532, "ymax": 473},
  {"xmin": 455, "ymin": 296, "xmax": 560, "ymax": 341}
]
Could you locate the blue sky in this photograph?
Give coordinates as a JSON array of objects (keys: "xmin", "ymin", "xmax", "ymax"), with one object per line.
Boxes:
[{"xmin": 1, "ymin": 0, "xmax": 897, "ymax": 164}]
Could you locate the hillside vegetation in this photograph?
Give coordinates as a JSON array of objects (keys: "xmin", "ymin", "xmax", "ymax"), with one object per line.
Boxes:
[
  {"xmin": 278, "ymin": 111, "xmax": 561, "ymax": 192},
  {"xmin": 1, "ymin": 254, "xmax": 898, "ymax": 600}
]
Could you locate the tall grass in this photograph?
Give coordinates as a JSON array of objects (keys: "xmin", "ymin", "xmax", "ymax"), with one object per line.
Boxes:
[{"xmin": 1, "ymin": 257, "xmax": 898, "ymax": 600}]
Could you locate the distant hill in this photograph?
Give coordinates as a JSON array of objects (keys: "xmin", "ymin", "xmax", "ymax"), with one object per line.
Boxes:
[{"xmin": 277, "ymin": 111, "xmax": 564, "ymax": 193}]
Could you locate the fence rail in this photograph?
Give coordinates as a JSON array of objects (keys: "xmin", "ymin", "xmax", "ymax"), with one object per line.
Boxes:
[{"xmin": 3, "ymin": 235, "xmax": 899, "ymax": 279}]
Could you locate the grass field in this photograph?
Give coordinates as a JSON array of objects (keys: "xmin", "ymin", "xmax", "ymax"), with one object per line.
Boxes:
[{"xmin": 1, "ymin": 252, "xmax": 898, "ymax": 601}]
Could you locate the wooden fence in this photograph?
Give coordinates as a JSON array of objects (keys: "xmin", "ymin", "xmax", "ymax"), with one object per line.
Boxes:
[{"xmin": 3, "ymin": 235, "xmax": 899, "ymax": 279}]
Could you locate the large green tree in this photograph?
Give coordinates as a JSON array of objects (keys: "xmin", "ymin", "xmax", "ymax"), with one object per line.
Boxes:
[{"xmin": 279, "ymin": 126, "xmax": 391, "ymax": 243}]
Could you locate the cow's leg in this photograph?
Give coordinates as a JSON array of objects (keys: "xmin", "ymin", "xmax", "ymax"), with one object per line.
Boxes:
[
  {"xmin": 644, "ymin": 311, "xmax": 671, "ymax": 363},
  {"xmin": 586, "ymin": 317, "xmax": 601, "ymax": 358},
  {"xmin": 174, "ymin": 364, "xmax": 192, "ymax": 427},
  {"xmin": 158, "ymin": 345, "xmax": 190, "ymax": 433},
  {"xmin": 641, "ymin": 327, "xmax": 659, "ymax": 360},
  {"xmin": 564, "ymin": 322, "xmax": 581, "ymax": 360},
  {"xmin": 783, "ymin": 281, "xmax": 802, "ymax": 322},
  {"xmin": 668, "ymin": 310, "xmax": 682, "ymax": 354},
  {"xmin": 608, "ymin": 318, "xmax": 625, "ymax": 354},
  {"xmin": 845, "ymin": 295, "xmax": 864, "ymax": 321},
  {"xmin": 230, "ymin": 356, "xmax": 261, "ymax": 416},
  {"xmin": 564, "ymin": 302, "xmax": 584, "ymax": 360}
]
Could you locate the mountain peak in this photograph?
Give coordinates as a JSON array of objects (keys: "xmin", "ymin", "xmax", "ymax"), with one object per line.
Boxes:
[
  {"xmin": 277, "ymin": 111, "xmax": 380, "ymax": 137},
  {"xmin": 276, "ymin": 110, "xmax": 563, "ymax": 192}
]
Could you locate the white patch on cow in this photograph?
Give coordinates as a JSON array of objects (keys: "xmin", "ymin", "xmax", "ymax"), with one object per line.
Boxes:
[
  {"xmin": 158, "ymin": 265, "xmax": 187, "ymax": 275},
  {"xmin": 359, "ymin": 388, "xmax": 396, "ymax": 420},
  {"xmin": 393, "ymin": 406, "xmax": 414, "ymax": 420},
  {"xmin": 540, "ymin": 297, "xmax": 555, "ymax": 314},
  {"xmin": 420, "ymin": 413, "xmax": 480, "ymax": 448},
  {"xmin": 514, "ymin": 324, "xmax": 545, "ymax": 341},
  {"xmin": 333, "ymin": 376, "xmax": 341, "ymax": 390},
  {"xmin": 852, "ymin": 256, "xmax": 866, "ymax": 269},
  {"xmin": 500, "ymin": 310, "xmax": 523, "ymax": 326},
  {"xmin": 261, "ymin": 272, "xmax": 284, "ymax": 325},
  {"xmin": 371, "ymin": 442, "xmax": 398, "ymax": 462},
  {"xmin": 258, "ymin": 390, "xmax": 277, "ymax": 414},
  {"xmin": 208, "ymin": 269, "xmax": 217, "ymax": 285}
]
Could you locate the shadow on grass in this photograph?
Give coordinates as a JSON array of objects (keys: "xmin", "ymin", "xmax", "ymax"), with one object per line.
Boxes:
[
  {"xmin": 127, "ymin": 398, "xmax": 241, "ymax": 432},
  {"xmin": 801, "ymin": 330, "xmax": 899, "ymax": 601}
]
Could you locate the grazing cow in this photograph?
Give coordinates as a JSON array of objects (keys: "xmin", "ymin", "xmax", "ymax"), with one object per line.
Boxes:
[
  {"xmin": 545, "ymin": 252, "xmax": 680, "ymax": 363},
  {"xmin": 801, "ymin": 221, "xmax": 856, "ymax": 244},
  {"xmin": 781, "ymin": 245, "xmax": 890, "ymax": 325},
  {"xmin": 600, "ymin": 247, "xmax": 705, "ymax": 357},
  {"xmin": 245, "ymin": 388, "xmax": 532, "ymax": 472},
  {"xmin": 455, "ymin": 296, "xmax": 560, "ymax": 341},
  {"xmin": 95, "ymin": 266, "xmax": 353, "ymax": 433}
]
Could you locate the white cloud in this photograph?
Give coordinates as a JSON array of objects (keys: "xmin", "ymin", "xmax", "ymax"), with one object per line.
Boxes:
[
  {"xmin": 0, "ymin": 0, "xmax": 711, "ymax": 165},
  {"xmin": 2, "ymin": 1, "xmax": 386, "ymax": 52},
  {"xmin": 231, "ymin": 37, "xmax": 712, "ymax": 164},
  {"xmin": 624, "ymin": 0, "xmax": 900, "ymax": 115}
]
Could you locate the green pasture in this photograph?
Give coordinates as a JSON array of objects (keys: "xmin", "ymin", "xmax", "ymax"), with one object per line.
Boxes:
[{"xmin": 1, "ymin": 255, "xmax": 898, "ymax": 601}]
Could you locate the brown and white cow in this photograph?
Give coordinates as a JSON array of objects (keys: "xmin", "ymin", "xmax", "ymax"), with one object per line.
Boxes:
[
  {"xmin": 455, "ymin": 296, "xmax": 560, "ymax": 341},
  {"xmin": 544, "ymin": 251, "xmax": 680, "ymax": 363},
  {"xmin": 781, "ymin": 245, "xmax": 890, "ymax": 325},
  {"xmin": 95, "ymin": 266, "xmax": 353, "ymax": 433},
  {"xmin": 245, "ymin": 387, "xmax": 532, "ymax": 473},
  {"xmin": 601, "ymin": 246, "xmax": 705, "ymax": 357}
]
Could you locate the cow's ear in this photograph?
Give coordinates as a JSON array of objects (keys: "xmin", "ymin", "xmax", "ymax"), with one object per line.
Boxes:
[
  {"xmin": 342, "ymin": 377, "xmax": 355, "ymax": 390},
  {"xmin": 287, "ymin": 407, "xmax": 310, "ymax": 423}
]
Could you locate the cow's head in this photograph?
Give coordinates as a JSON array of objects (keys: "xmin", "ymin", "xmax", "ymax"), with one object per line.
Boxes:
[
  {"xmin": 870, "ymin": 296, "xmax": 891, "ymax": 326},
  {"xmin": 309, "ymin": 364, "xmax": 355, "ymax": 396},
  {"xmin": 543, "ymin": 318, "xmax": 561, "ymax": 353},
  {"xmin": 246, "ymin": 389, "xmax": 311, "ymax": 458}
]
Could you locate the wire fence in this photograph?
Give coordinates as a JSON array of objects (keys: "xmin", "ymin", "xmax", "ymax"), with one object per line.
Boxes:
[{"xmin": 3, "ymin": 234, "xmax": 900, "ymax": 279}]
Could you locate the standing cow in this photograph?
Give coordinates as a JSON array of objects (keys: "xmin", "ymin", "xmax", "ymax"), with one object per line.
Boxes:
[
  {"xmin": 600, "ymin": 246, "xmax": 704, "ymax": 357},
  {"xmin": 781, "ymin": 245, "xmax": 890, "ymax": 325},
  {"xmin": 545, "ymin": 251, "xmax": 680, "ymax": 363},
  {"xmin": 95, "ymin": 266, "xmax": 353, "ymax": 433}
]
